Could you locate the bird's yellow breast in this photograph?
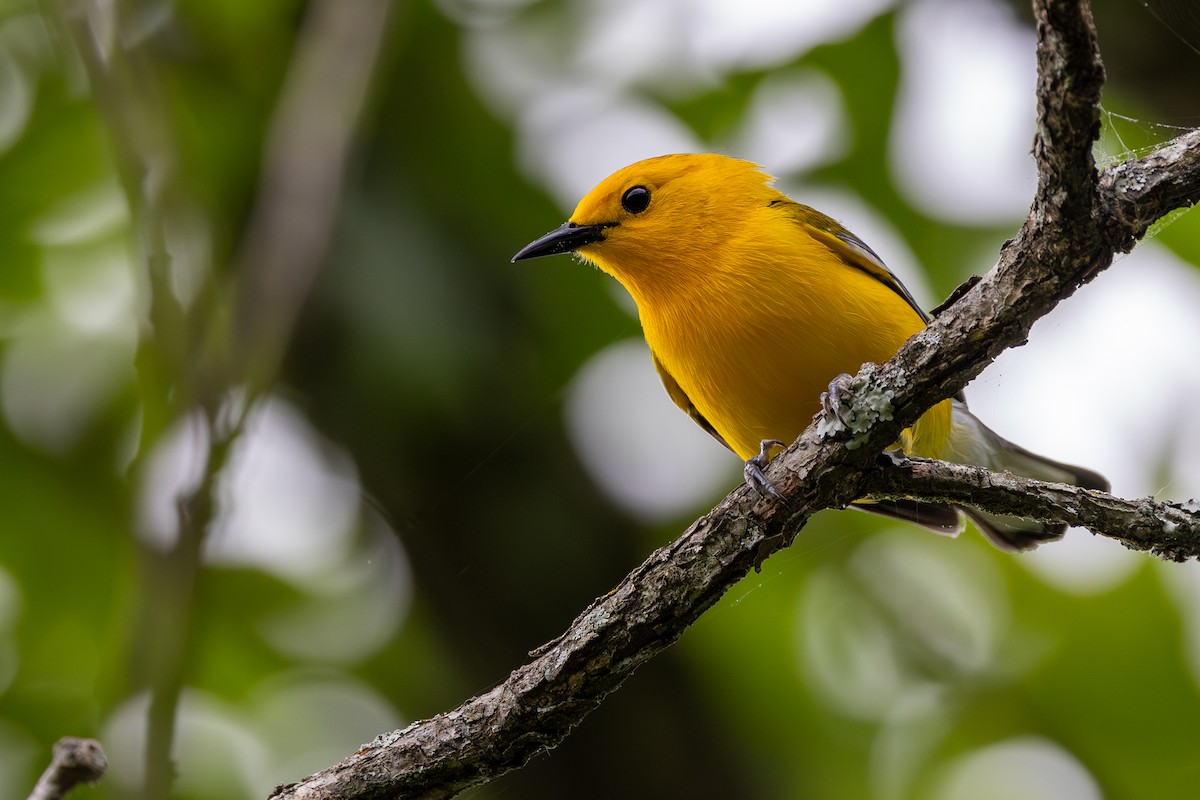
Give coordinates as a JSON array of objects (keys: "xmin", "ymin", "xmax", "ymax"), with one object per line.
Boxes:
[{"xmin": 587, "ymin": 199, "xmax": 950, "ymax": 461}]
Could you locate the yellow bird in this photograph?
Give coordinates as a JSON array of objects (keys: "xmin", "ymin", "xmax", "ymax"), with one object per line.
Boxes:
[{"xmin": 514, "ymin": 154, "xmax": 1107, "ymax": 550}]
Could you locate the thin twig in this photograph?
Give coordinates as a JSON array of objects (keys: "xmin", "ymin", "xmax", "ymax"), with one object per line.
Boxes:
[
  {"xmin": 63, "ymin": 1, "xmax": 393, "ymax": 798},
  {"xmin": 866, "ymin": 456, "xmax": 1200, "ymax": 561},
  {"xmin": 228, "ymin": 0, "xmax": 393, "ymax": 391},
  {"xmin": 1099, "ymin": 127, "xmax": 1200, "ymax": 246},
  {"xmin": 27, "ymin": 738, "xmax": 107, "ymax": 800}
]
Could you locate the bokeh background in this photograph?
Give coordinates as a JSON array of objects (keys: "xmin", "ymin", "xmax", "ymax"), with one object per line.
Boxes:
[{"xmin": 2, "ymin": 0, "xmax": 1200, "ymax": 798}]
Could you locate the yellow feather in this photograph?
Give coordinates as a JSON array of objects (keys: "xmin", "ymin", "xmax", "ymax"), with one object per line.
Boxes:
[{"xmin": 571, "ymin": 154, "xmax": 949, "ymax": 462}]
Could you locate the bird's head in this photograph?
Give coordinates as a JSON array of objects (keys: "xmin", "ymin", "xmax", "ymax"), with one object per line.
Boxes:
[{"xmin": 513, "ymin": 154, "xmax": 777, "ymax": 299}]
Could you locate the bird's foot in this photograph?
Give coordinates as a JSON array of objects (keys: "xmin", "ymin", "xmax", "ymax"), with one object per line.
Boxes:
[
  {"xmin": 819, "ymin": 372, "xmax": 857, "ymax": 429},
  {"xmin": 744, "ymin": 439, "xmax": 787, "ymax": 501}
]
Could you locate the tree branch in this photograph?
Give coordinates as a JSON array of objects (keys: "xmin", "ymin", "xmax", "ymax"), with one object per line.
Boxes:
[
  {"xmin": 269, "ymin": 1, "xmax": 1200, "ymax": 798},
  {"xmin": 26, "ymin": 738, "xmax": 107, "ymax": 800},
  {"xmin": 1099, "ymin": 127, "xmax": 1200, "ymax": 246},
  {"xmin": 227, "ymin": 0, "xmax": 394, "ymax": 391},
  {"xmin": 866, "ymin": 456, "xmax": 1200, "ymax": 562}
]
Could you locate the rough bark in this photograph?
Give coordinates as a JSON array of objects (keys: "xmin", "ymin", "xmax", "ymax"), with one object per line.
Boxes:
[
  {"xmin": 869, "ymin": 456, "xmax": 1200, "ymax": 562},
  {"xmin": 26, "ymin": 738, "xmax": 107, "ymax": 800}
]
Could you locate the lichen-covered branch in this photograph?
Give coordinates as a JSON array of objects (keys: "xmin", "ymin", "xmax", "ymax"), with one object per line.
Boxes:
[
  {"xmin": 1099, "ymin": 127, "xmax": 1200, "ymax": 247},
  {"xmin": 268, "ymin": 1, "xmax": 1200, "ymax": 798}
]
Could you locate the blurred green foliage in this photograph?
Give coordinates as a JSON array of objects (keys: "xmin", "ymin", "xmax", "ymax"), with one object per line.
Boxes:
[{"xmin": 1, "ymin": 0, "xmax": 1199, "ymax": 799}]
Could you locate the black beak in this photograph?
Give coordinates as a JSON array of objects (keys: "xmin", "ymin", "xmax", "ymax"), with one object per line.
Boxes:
[{"xmin": 511, "ymin": 221, "xmax": 611, "ymax": 262}]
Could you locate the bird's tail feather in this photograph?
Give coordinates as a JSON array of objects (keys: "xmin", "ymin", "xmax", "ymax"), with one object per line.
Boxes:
[
  {"xmin": 940, "ymin": 401, "xmax": 1108, "ymax": 551},
  {"xmin": 851, "ymin": 498, "xmax": 964, "ymax": 536},
  {"xmin": 853, "ymin": 401, "xmax": 1107, "ymax": 552}
]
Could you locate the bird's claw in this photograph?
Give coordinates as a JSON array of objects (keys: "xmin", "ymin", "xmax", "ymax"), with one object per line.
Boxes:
[
  {"xmin": 820, "ymin": 372, "xmax": 857, "ymax": 428},
  {"xmin": 744, "ymin": 439, "xmax": 787, "ymax": 501}
]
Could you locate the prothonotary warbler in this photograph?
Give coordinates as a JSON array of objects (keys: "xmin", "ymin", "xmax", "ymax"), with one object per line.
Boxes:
[{"xmin": 513, "ymin": 153, "xmax": 1107, "ymax": 551}]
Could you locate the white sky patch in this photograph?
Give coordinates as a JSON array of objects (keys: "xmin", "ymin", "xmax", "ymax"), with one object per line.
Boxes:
[
  {"xmin": 891, "ymin": 0, "xmax": 1037, "ymax": 223},
  {"xmin": 462, "ymin": 0, "xmax": 894, "ymax": 113},
  {"xmin": 516, "ymin": 86, "xmax": 703, "ymax": 210},
  {"xmin": 565, "ymin": 338, "xmax": 736, "ymax": 521},
  {"xmin": 137, "ymin": 399, "xmax": 410, "ymax": 661},
  {"xmin": 575, "ymin": 0, "xmax": 700, "ymax": 88},
  {"xmin": 138, "ymin": 397, "xmax": 369, "ymax": 580},
  {"xmin": 207, "ymin": 398, "xmax": 363, "ymax": 584},
  {"xmin": 103, "ymin": 690, "xmax": 267, "ymax": 798},
  {"xmin": 40, "ymin": 237, "xmax": 137, "ymax": 335},
  {"xmin": 928, "ymin": 736, "xmax": 1101, "ymax": 800},
  {"xmin": 0, "ymin": 310, "xmax": 136, "ymax": 454},
  {"xmin": 965, "ymin": 242, "xmax": 1200, "ymax": 593},
  {"xmin": 248, "ymin": 671, "xmax": 403, "ymax": 789},
  {"xmin": 463, "ymin": 19, "xmax": 562, "ymax": 120},
  {"xmin": 136, "ymin": 410, "xmax": 211, "ymax": 550},
  {"xmin": 734, "ymin": 68, "xmax": 850, "ymax": 174},
  {"xmin": 689, "ymin": 0, "xmax": 896, "ymax": 71},
  {"xmin": 104, "ymin": 676, "xmax": 401, "ymax": 796},
  {"xmin": 0, "ymin": 179, "xmax": 139, "ymax": 454},
  {"xmin": 28, "ymin": 182, "xmax": 129, "ymax": 247},
  {"xmin": 256, "ymin": 514, "xmax": 411, "ymax": 665}
]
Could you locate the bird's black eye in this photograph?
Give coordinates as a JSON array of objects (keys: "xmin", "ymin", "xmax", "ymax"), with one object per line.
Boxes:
[{"xmin": 621, "ymin": 186, "xmax": 651, "ymax": 214}]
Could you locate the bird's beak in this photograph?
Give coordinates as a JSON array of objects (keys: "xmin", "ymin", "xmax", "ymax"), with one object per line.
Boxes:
[{"xmin": 511, "ymin": 221, "xmax": 610, "ymax": 262}]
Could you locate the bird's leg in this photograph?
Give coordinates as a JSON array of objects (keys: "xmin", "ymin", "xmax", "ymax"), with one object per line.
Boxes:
[
  {"xmin": 820, "ymin": 372, "xmax": 857, "ymax": 428},
  {"xmin": 744, "ymin": 438, "xmax": 787, "ymax": 500}
]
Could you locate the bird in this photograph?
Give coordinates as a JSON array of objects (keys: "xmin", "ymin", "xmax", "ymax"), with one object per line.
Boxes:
[{"xmin": 513, "ymin": 153, "xmax": 1107, "ymax": 551}]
